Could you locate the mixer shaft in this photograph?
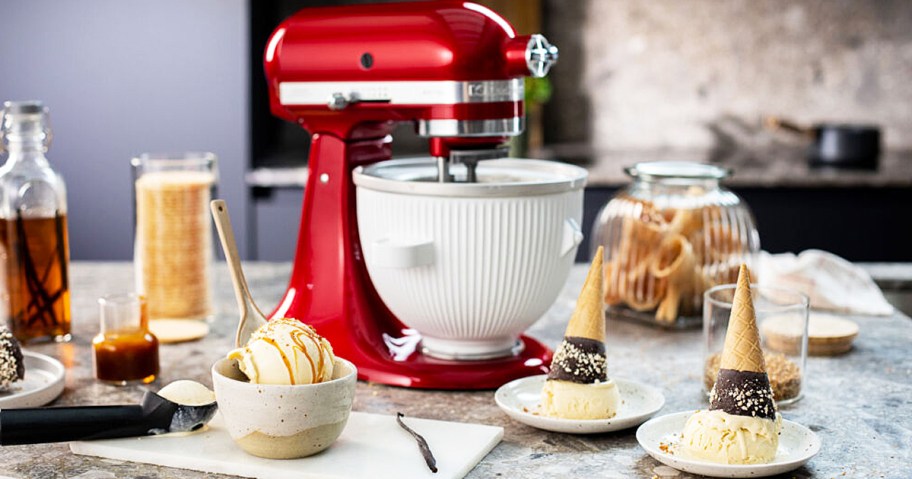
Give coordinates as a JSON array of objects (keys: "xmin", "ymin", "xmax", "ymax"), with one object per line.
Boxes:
[{"xmin": 435, "ymin": 147, "xmax": 510, "ymax": 183}]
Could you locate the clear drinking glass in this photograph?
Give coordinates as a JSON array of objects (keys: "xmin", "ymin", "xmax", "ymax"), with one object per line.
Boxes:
[
  {"xmin": 93, "ymin": 293, "xmax": 159, "ymax": 385},
  {"xmin": 132, "ymin": 153, "xmax": 217, "ymax": 324},
  {"xmin": 703, "ymin": 284, "xmax": 809, "ymax": 406}
]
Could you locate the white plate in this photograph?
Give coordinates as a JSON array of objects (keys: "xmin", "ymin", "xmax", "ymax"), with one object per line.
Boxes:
[
  {"xmin": 0, "ymin": 351, "xmax": 65, "ymax": 409},
  {"xmin": 495, "ymin": 375, "xmax": 665, "ymax": 434},
  {"xmin": 636, "ymin": 411, "xmax": 821, "ymax": 478}
]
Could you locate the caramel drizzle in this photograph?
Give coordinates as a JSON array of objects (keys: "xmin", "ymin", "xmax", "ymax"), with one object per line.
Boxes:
[
  {"xmin": 260, "ymin": 337, "xmax": 294, "ymax": 384},
  {"xmin": 292, "ymin": 329, "xmax": 317, "ymax": 383},
  {"xmin": 251, "ymin": 319, "xmax": 331, "ymax": 384}
]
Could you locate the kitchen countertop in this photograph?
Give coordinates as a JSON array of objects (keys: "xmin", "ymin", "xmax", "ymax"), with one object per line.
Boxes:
[
  {"xmin": 535, "ymin": 147, "xmax": 912, "ymax": 189},
  {"xmin": 246, "ymin": 150, "xmax": 912, "ymax": 191},
  {"xmin": 1, "ymin": 262, "xmax": 910, "ymax": 478}
]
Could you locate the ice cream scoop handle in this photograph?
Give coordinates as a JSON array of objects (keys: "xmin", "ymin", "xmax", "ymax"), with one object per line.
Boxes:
[
  {"xmin": 0, "ymin": 405, "xmax": 167, "ymax": 445},
  {"xmin": 210, "ymin": 200, "xmax": 259, "ymax": 318},
  {"xmin": 210, "ymin": 199, "xmax": 269, "ymax": 346}
]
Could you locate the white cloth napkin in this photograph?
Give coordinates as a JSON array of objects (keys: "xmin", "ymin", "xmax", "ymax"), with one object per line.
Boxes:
[{"xmin": 757, "ymin": 249, "xmax": 894, "ymax": 316}]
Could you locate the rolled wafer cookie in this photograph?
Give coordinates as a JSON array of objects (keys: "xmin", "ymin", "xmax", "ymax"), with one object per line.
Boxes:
[{"xmin": 651, "ymin": 234, "xmax": 697, "ymax": 323}]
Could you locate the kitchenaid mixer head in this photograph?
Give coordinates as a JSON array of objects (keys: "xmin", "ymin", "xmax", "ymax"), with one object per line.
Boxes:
[
  {"xmin": 263, "ymin": 1, "xmax": 564, "ymax": 389},
  {"xmin": 265, "ymin": 0, "xmax": 557, "ymax": 184}
]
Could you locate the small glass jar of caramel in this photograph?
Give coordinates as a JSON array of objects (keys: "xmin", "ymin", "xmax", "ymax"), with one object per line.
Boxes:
[{"xmin": 93, "ymin": 293, "xmax": 159, "ymax": 385}]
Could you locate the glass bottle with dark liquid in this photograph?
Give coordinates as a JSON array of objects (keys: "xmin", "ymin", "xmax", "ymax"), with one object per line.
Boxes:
[
  {"xmin": 93, "ymin": 293, "xmax": 159, "ymax": 385},
  {"xmin": 0, "ymin": 101, "xmax": 71, "ymax": 343}
]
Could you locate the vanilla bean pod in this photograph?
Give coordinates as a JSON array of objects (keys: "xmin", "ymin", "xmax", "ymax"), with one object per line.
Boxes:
[{"xmin": 397, "ymin": 412, "xmax": 438, "ymax": 473}]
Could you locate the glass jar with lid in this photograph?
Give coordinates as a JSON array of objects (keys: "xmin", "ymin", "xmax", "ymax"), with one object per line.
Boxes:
[{"xmin": 590, "ymin": 161, "xmax": 759, "ymax": 328}]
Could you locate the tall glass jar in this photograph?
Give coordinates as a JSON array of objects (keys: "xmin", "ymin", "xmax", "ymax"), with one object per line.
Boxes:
[
  {"xmin": 132, "ymin": 153, "xmax": 217, "ymax": 323},
  {"xmin": 0, "ymin": 101, "xmax": 71, "ymax": 343},
  {"xmin": 591, "ymin": 162, "xmax": 759, "ymax": 328}
]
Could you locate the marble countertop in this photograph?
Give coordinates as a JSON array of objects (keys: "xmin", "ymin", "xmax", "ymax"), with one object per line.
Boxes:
[{"xmin": 2, "ymin": 262, "xmax": 910, "ymax": 478}]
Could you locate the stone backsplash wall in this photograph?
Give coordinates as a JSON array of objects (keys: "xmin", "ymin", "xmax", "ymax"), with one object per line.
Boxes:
[{"xmin": 544, "ymin": 0, "xmax": 912, "ymax": 154}]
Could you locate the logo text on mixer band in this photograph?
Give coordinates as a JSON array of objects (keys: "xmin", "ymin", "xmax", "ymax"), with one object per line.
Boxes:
[
  {"xmin": 280, "ymin": 79, "xmax": 523, "ymax": 106},
  {"xmin": 465, "ymin": 80, "xmax": 523, "ymax": 102}
]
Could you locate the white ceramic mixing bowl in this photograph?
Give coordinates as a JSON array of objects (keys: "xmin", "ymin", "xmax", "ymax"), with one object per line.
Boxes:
[{"xmin": 354, "ymin": 158, "xmax": 587, "ymax": 360}]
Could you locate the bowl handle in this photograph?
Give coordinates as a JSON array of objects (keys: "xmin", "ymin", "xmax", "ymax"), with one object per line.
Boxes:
[
  {"xmin": 560, "ymin": 218, "xmax": 584, "ymax": 257},
  {"xmin": 372, "ymin": 238, "xmax": 435, "ymax": 268}
]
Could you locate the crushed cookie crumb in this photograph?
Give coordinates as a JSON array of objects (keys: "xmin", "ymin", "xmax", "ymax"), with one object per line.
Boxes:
[{"xmin": 705, "ymin": 351, "xmax": 801, "ymax": 401}]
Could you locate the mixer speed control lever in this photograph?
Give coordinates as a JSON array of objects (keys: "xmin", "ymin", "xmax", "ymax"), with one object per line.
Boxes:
[
  {"xmin": 328, "ymin": 92, "xmax": 392, "ymax": 110},
  {"xmin": 328, "ymin": 93, "xmax": 350, "ymax": 110}
]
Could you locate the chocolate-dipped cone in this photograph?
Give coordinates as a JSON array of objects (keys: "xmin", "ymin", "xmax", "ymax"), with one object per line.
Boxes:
[
  {"xmin": 547, "ymin": 247, "xmax": 608, "ymax": 384},
  {"xmin": 709, "ymin": 264, "xmax": 776, "ymax": 419}
]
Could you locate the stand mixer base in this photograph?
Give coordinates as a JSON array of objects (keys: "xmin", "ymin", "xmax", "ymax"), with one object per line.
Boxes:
[
  {"xmin": 352, "ymin": 334, "xmax": 552, "ymax": 390},
  {"xmin": 420, "ymin": 336, "xmax": 524, "ymax": 361}
]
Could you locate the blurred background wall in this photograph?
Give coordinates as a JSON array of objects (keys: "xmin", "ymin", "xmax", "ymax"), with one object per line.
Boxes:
[
  {"xmin": 543, "ymin": 0, "xmax": 912, "ymax": 155},
  {"xmin": 0, "ymin": 0, "xmax": 248, "ymax": 260},
  {"xmin": 538, "ymin": 0, "xmax": 911, "ymax": 262}
]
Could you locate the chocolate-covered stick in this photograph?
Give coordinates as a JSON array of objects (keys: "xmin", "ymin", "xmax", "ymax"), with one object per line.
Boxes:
[{"xmin": 397, "ymin": 412, "xmax": 438, "ymax": 473}]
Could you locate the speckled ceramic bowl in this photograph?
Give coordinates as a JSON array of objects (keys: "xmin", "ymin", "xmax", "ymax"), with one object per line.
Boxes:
[{"xmin": 211, "ymin": 357, "xmax": 356, "ymax": 459}]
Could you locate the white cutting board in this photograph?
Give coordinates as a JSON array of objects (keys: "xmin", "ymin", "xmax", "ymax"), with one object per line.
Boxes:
[{"xmin": 70, "ymin": 411, "xmax": 503, "ymax": 479}]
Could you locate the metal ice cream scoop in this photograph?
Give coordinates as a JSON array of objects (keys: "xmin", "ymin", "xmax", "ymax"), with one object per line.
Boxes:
[{"xmin": 0, "ymin": 386, "xmax": 218, "ymax": 445}]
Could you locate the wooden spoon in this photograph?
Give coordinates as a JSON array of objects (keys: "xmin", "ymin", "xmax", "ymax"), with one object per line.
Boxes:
[{"xmin": 210, "ymin": 199, "xmax": 268, "ymax": 347}]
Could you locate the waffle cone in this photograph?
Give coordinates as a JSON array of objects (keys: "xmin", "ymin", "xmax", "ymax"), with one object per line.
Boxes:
[
  {"xmin": 719, "ymin": 264, "xmax": 766, "ymax": 373},
  {"xmin": 564, "ymin": 246, "xmax": 606, "ymax": 342}
]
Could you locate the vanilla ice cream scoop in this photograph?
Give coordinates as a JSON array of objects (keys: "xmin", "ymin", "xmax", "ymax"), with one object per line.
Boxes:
[
  {"xmin": 158, "ymin": 380, "xmax": 217, "ymax": 406},
  {"xmin": 541, "ymin": 378, "xmax": 619, "ymax": 420},
  {"xmin": 228, "ymin": 317, "xmax": 335, "ymax": 385},
  {"xmin": 680, "ymin": 409, "xmax": 781, "ymax": 464}
]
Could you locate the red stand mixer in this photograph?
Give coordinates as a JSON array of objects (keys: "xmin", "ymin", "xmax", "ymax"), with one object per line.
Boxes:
[{"xmin": 264, "ymin": 1, "xmax": 562, "ymax": 389}]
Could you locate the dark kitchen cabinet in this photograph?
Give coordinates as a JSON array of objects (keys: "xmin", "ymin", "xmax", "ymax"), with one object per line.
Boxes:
[{"xmin": 581, "ymin": 186, "xmax": 912, "ymax": 263}]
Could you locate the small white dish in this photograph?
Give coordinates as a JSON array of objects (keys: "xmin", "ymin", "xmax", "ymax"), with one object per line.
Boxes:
[
  {"xmin": 0, "ymin": 351, "xmax": 65, "ymax": 408},
  {"xmin": 636, "ymin": 410, "xmax": 821, "ymax": 478},
  {"xmin": 495, "ymin": 374, "xmax": 665, "ymax": 434}
]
